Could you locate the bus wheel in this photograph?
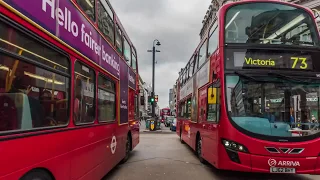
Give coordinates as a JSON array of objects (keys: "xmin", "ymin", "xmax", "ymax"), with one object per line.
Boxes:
[
  {"xmin": 197, "ymin": 135, "xmax": 205, "ymax": 164},
  {"xmin": 21, "ymin": 169, "xmax": 53, "ymax": 180},
  {"xmin": 180, "ymin": 128, "xmax": 185, "ymax": 144},
  {"xmin": 121, "ymin": 135, "xmax": 131, "ymax": 164}
]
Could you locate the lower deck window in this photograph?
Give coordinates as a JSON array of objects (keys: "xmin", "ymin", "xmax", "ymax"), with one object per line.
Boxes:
[
  {"xmin": 98, "ymin": 75, "xmax": 116, "ymax": 122},
  {"xmin": 0, "ymin": 21, "xmax": 70, "ymax": 132}
]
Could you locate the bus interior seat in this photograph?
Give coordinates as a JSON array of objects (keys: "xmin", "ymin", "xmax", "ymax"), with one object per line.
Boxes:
[
  {"xmin": 0, "ymin": 94, "xmax": 18, "ymax": 131},
  {"xmin": 0, "ymin": 93, "xmax": 34, "ymax": 131}
]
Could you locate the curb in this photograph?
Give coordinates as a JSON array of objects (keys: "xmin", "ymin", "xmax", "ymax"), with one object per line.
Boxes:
[{"xmin": 140, "ymin": 130, "xmax": 175, "ymax": 134}]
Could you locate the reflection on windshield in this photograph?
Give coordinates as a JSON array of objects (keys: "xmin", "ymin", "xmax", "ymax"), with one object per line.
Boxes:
[
  {"xmin": 226, "ymin": 75, "xmax": 320, "ymax": 138},
  {"xmin": 225, "ymin": 3, "xmax": 318, "ymax": 46}
]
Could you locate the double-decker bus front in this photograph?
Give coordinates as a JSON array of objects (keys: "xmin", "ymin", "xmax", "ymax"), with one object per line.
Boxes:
[
  {"xmin": 160, "ymin": 108, "xmax": 170, "ymax": 123},
  {"xmin": 219, "ymin": 1, "xmax": 320, "ymax": 174}
]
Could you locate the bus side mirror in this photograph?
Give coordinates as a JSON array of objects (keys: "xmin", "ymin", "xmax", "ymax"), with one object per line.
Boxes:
[{"xmin": 208, "ymin": 87, "xmax": 217, "ymax": 104}]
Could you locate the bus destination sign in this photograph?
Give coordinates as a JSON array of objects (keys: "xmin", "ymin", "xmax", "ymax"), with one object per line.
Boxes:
[{"xmin": 225, "ymin": 49, "xmax": 316, "ymax": 71}]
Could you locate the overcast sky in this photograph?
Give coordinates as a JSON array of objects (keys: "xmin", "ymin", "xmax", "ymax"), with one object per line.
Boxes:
[{"xmin": 109, "ymin": 0, "xmax": 211, "ymax": 108}]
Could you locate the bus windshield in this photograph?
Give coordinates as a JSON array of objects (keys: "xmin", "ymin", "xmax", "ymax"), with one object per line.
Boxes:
[
  {"xmin": 226, "ymin": 75, "xmax": 320, "ymax": 138},
  {"xmin": 225, "ymin": 2, "xmax": 319, "ymax": 46}
]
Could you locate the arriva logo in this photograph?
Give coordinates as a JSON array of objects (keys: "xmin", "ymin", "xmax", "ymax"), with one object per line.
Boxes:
[{"xmin": 268, "ymin": 158, "xmax": 300, "ymax": 167}]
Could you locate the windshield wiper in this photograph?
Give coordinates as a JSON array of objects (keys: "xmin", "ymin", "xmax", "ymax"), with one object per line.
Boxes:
[
  {"xmin": 234, "ymin": 71, "xmax": 258, "ymax": 81},
  {"xmin": 267, "ymin": 72, "xmax": 309, "ymax": 83}
]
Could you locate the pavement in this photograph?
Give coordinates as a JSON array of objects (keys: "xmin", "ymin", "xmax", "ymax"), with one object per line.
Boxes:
[{"xmin": 103, "ymin": 122, "xmax": 320, "ymax": 180}]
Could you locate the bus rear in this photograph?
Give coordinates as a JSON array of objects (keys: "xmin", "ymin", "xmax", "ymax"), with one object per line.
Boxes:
[{"xmin": 219, "ymin": 0, "xmax": 320, "ymax": 174}]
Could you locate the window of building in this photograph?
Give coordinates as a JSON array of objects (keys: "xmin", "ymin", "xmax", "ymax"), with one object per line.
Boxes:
[
  {"xmin": 74, "ymin": 62, "xmax": 95, "ymax": 124},
  {"xmin": 208, "ymin": 25, "xmax": 218, "ymax": 57},
  {"xmin": 132, "ymin": 49, "xmax": 137, "ymax": 71},
  {"xmin": 97, "ymin": 0, "xmax": 114, "ymax": 44},
  {"xmin": 98, "ymin": 75, "xmax": 116, "ymax": 122},
  {"xmin": 115, "ymin": 25, "xmax": 123, "ymax": 54},
  {"xmin": 124, "ymin": 38, "xmax": 131, "ymax": 64},
  {"xmin": 0, "ymin": 21, "xmax": 70, "ymax": 133},
  {"xmin": 77, "ymin": 0, "xmax": 95, "ymax": 21},
  {"xmin": 198, "ymin": 39, "xmax": 208, "ymax": 67}
]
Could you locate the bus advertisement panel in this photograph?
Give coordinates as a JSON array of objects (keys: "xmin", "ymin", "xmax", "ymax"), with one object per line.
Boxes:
[{"xmin": 176, "ymin": 0, "xmax": 320, "ymax": 174}]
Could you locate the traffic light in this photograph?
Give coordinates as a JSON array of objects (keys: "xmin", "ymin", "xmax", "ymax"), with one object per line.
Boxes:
[
  {"xmin": 155, "ymin": 95, "xmax": 158, "ymax": 102},
  {"xmin": 148, "ymin": 95, "xmax": 154, "ymax": 103}
]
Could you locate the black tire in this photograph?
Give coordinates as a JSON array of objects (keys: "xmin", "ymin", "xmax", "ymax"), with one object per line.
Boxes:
[
  {"xmin": 20, "ymin": 169, "xmax": 52, "ymax": 180},
  {"xmin": 180, "ymin": 128, "xmax": 185, "ymax": 144},
  {"xmin": 121, "ymin": 135, "xmax": 131, "ymax": 164},
  {"xmin": 196, "ymin": 135, "xmax": 205, "ymax": 164}
]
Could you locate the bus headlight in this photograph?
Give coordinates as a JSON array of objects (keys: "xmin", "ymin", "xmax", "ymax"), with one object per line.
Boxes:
[{"xmin": 222, "ymin": 139, "xmax": 249, "ymax": 153}]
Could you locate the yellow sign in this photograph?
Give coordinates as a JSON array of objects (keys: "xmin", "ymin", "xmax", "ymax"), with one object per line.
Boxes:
[
  {"xmin": 291, "ymin": 57, "xmax": 308, "ymax": 69},
  {"xmin": 208, "ymin": 87, "xmax": 217, "ymax": 104},
  {"xmin": 150, "ymin": 120, "xmax": 155, "ymax": 130},
  {"xmin": 245, "ymin": 57, "xmax": 275, "ymax": 66}
]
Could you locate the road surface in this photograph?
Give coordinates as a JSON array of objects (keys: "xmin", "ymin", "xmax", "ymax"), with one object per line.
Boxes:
[{"xmin": 104, "ymin": 122, "xmax": 319, "ymax": 180}]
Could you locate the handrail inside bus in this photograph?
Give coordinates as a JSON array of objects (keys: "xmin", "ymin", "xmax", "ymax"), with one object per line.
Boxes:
[
  {"xmin": 6, "ymin": 49, "xmax": 22, "ymax": 92},
  {"xmin": 0, "ymin": 38, "xmax": 68, "ymax": 70}
]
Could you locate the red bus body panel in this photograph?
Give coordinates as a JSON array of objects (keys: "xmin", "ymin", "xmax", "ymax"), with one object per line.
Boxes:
[{"xmin": 176, "ymin": 0, "xmax": 320, "ymax": 175}]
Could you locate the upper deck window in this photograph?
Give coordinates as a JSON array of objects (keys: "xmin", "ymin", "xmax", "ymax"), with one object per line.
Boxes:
[
  {"xmin": 189, "ymin": 57, "xmax": 194, "ymax": 76},
  {"xmin": 225, "ymin": 3, "xmax": 319, "ymax": 46},
  {"xmin": 76, "ymin": 0, "xmax": 95, "ymax": 21},
  {"xmin": 115, "ymin": 25, "xmax": 123, "ymax": 54},
  {"xmin": 124, "ymin": 38, "xmax": 131, "ymax": 64},
  {"xmin": 132, "ymin": 50, "xmax": 137, "ymax": 71},
  {"xmin": 98, "ymin": 0, "xmax": 115, "ymax": 44},
  {"xmin": 198, "ymin": 40, "xmax": 207, "ymax": 67}
]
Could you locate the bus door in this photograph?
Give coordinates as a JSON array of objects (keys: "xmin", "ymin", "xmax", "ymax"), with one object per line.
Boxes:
[{"xmin": 203, "ymin": 83, "xmax": 221, "ymax": 165}]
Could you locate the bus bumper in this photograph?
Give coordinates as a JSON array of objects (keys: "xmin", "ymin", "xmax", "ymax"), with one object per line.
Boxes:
[{"xmin": 219, "ymin": 150, "xmax": 320, "ymax": 174}]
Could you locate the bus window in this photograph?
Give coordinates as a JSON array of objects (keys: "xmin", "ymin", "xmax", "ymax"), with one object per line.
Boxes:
[
  {"xmin": 208, "ymin": 25, "xmax": 218, "ymax": 57},
  {"xmin": 0, "ymin": 21, "xmax": 70, "ymax": 132},
  {"xmin": 198, "ymin": 39, "xmax": 207, "ymax": 67},
  {"xmin": 132, "ymin": 50, "xmax": 137, "ymax": 71},
  {"xmin": 115, "ymin": 25, "xmax": 123, "ymax": 54},
  {"xmin": 97, "ymin": 0, "xmax": 115, "ymax": 44},
  {"xmin": 225, "ymin": 2, "xmax": 319, "ymax": 46},
  {"xmin": 186, "ymin": 98, "xmax": 191, "ymax": 119},
  {"xmin": 74, "ymin": 62, "xmax": 95, "ymax": 124},
  {"xmin": 189, "ymin": 59, "xmax": 194, "ymax": 77},
  {"xmin": 207, "ymin": 86, "xmax": 221, "ymax": 123},
  {"xmin": 179, "ymin": 101, "xmax": 185, "ymax": 118},
  {"xmin": 98, "ymin": 75, "xmax": 116, "ymax": 122},
  {"xmin": 124, "ymin": 38, "xmax": 131, "ymax": 64},
  {"xmin": 76, "ymin": 0, "xmax": 95, "ymax": 21}
]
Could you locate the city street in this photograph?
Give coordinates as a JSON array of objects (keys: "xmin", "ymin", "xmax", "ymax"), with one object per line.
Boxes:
[{"xmin": 103, "ymin": 122, "xmax": 320, "ymax": 180}]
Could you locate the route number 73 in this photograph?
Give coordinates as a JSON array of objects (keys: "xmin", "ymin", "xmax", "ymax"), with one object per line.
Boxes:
[{"xmin": 291, "ymin": 57, "xmax": 308, "ymax": 69}]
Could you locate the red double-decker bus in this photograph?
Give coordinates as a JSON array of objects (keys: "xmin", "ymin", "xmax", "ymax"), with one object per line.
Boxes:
[
  {"xmin": 176, "ymin": 0, "xmax": 320, "ymax": 174},
  {"xmin": 160, "ymin": 108, "xmax": 170, "ymax": 123},
  {"xmin": 0, "ymin": 0, "xmax": 139, "ymax": 179}
]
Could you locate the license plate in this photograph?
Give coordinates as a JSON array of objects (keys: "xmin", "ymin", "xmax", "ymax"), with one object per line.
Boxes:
[{"xmin": 270, "ymin": 167, "xmax": 295, "ymax": 173}]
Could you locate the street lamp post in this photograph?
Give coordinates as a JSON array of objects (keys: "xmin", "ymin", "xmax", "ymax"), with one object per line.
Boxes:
[{"xmin": 148, "ymin": 39, "xmax": 161, "ymax": 118}]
